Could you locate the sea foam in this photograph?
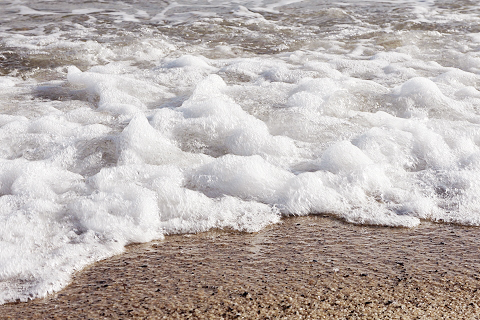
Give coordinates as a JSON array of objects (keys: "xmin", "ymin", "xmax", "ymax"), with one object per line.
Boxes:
[{"xmin": 1, "ymin": 0, "xmax": 480, "ymax": 305}]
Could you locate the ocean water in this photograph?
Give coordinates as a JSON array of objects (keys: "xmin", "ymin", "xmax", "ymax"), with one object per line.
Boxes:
[{"xmin": 1, "ymin": 0, "xmax": 480, "ymax": 304}]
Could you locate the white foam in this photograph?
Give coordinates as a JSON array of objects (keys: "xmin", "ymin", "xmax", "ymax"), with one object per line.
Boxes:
[
  {"xmin": 165, "ymin": 55, "xmax": 217, "ymax": 71},
  {"xmin": 104, "ymin": 11, "xmax": 140, "ymax": 23},
  {"xmin": 15, "ymin": 5, "xmax": 59, "ymax": 15},
  {"xmin": 71, "ymin": 8, "xmax": 105, "ymax": 15},
  {"xmin": 0, "ymin": 77, "xmax": 16, "ymax": 88},
  {"xmin": 67, "ymin": 66, "xmax": 173, "ymax": 114},
  {"xmin": 189, "ymin": 154, "xmax": 294, "ymax": 202}
]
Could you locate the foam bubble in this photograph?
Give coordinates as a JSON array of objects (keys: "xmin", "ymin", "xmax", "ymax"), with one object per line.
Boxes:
[
  {"xmin": 0, "ymin": 77, "xmax": 16, "ymax": 88},
  {"xmin": 189, "ymin": 154, "xmax": 294, "ymax": 202}
]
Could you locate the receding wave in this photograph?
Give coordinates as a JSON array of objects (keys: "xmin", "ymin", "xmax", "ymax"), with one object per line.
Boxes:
[{"xmin": 1, "ymin": 0, "xmax": 480, "ymax": 304}]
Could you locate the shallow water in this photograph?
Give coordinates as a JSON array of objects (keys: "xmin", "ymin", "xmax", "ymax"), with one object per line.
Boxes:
[
  {"xmin": 1, "ymin": 216, "xmax": 480, "ymax": 318},
  {"xmin": 1, "ymin": 0, "xmax": 480, "ymax": 304}
]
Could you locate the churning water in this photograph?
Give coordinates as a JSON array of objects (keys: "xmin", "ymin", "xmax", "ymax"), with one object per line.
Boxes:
[{"xmin": 1, "ymin": 0, "xmax": 480, "ymax": 303}]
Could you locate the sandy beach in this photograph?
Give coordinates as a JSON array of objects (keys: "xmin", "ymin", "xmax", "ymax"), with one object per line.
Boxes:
[{"xmin": 1, "ymin": 216, "xmax": 479, "ymax": 319}]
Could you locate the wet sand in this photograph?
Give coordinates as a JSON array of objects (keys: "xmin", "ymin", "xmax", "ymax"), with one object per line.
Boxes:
[{"xmin": 1, "ymin": 216, "xmax": 480, "ymax": 319}]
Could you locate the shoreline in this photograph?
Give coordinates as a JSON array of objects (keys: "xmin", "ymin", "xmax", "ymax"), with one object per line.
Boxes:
[{"xmin": 1, "ymin": 216, "xmax": 480, "ymax": 319}]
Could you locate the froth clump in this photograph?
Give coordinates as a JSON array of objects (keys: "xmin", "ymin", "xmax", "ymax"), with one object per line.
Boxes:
[
  {"xmin": 165, "ymin": 55, "xmax": 216, "ymax": 71},
  {"xmin": 279, "ymin": 171, "xmax": 347, "ymax": 215},
  {"xmin": 0, "ymin": 77, "xmax": 16, "ymax": 88},
  {"xmin": 391, "ymin": 77, "xmax": 463, "ymax": 119},
  {"xmin": 84, "ymin": 163, "xmax": 279, "ymax": 236},
  {"xmin": 116, "ymin": 114, "xmax": 185, "ymax": 166},
  {"xmin": 189, "ymin": 154, "xmax": 294, "ymax": 203},
  {"xmin": 169, "ymin": 75, "xmax": 299, "ymax": 161},
  {"xmin": 0, "ymin": 159, "xmax": 83, "ymax": 199},
  {"xmin": 287, "ymin": 78, "xmax": 340, "ymax": 113},
  {"xmin": 318, "ymin": 141, "xmax": 373, "ymax": 174},
  {"xmin": 67, "ymin": 66, "xmax": 171, "ymax": 114}
]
